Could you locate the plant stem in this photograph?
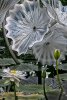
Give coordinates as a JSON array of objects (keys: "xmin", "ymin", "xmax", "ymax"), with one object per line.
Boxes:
[
  {"xmin": 38, "ymin": 62, "xmax": 42, "ymax": 84},
  {"xmin": 43, "ymin": 75, "xmax": 48, "ymax": 100},
  {"xmin": 56, "ymin": 60, "xmax": 63, "ymax": 100},
  {"xmin": 13, "ymin": 82, "xmax": 18, "ymax": 100},
  {"xmin": 40, "ymin": 0, "xmax": 43, "ymax": 8}
]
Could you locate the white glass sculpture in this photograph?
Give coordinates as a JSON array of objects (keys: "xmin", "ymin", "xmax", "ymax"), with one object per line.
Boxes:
[
  {"xmin": 55, "ymin": 1, "xmax": 67, "ymax": 26},
  {"xmin": 42, "ymin": 0, "xmax": 67, "ymax": 26},
  {"xmin": 0, "ymin": 0, "xmax": 20, "ymax": 26},
  {"xmin": 5, "ymin": 0, "xmax": 51, "ymax": 55},
  {"xmin": 32, "ymin": 23, "xmax": 67, "ymax": 65}
]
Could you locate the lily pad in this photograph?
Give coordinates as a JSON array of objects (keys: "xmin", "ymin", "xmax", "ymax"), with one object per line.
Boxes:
[
  {"xmin": 57, "ymin": 73, "xmax": 67, "ymax": 81},
  {"xmin": 58, "ymin": 63, "xmax": 67, "ymax": 70},
  {"xmin": 15, "ymin": 63, "xmax": 38, "ymax": 71},
  {"xmin": 0, "ymin": 58, "xmax": 16, "ymax": 66}
]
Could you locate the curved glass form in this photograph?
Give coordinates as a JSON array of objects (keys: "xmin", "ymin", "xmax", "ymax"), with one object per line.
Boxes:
[
  {"xmin": 32, "ymin": 23, "xmax": 67, "ymax": 65},
  {"xmin": 5, "ymin": 0, "xmax": 51, "ymax": 55},
  {"xmin": 0, "ymin": 0, "xmax": 20, "ymax": 26}
]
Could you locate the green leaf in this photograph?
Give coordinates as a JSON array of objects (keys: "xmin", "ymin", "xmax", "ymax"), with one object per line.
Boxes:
[
  {"xmin": 4, "ymin": 80, "xmax": 10, "ymax": 85},
  {"xmin": 60, "ymin": 0, "xmax": 67, "ymax": 6},
  {"xmin": 0, "ymin": 79, "xmax": 10, "ymax": 87},
  {"xmin": 0, "ymin": 58, "xmax": 16, "ymax": 66},
  {"xmin": 15, "ymin": 63, "xmax": 38, "ymax": 71},
  {"xmin": 56, "ymin": 73, "xmax": 67, "ymax": 81},
  {"xmin": 10, "ymin": 78, "xmax": 14, "ymax": 82},
  {"xmin": 58, "ymin": 63, "xmax": 67, "ymax": 70},
  {"xmin": 16, "ymin": 84, "xmax": 59, "ymax": 94},
  {"xmin": 15, "ymin": 81, "xmax": 19, "ymax": 87},
  {"xmin": 0, "ymin": 37, "xmax": 3, "ymax": 41}
]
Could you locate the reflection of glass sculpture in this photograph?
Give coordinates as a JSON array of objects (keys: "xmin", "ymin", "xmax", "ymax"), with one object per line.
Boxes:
[
  {"xmin": 0, "ymin": 0, "xmax": 20, "ymax": 26},
  {"xmin": 5, "ymin": 0, "xmax": 51, "ymax": 55}
]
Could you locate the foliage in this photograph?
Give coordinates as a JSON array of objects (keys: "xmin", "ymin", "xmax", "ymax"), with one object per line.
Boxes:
[{"xmin": 60, "ymin": 0, "xmax": 67, "ymax": 6}]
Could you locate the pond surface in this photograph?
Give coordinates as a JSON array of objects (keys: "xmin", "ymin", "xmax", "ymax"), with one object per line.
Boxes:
[{"xmin": 0, "ymin": 91, "xmax": 67, "ymax": 100}]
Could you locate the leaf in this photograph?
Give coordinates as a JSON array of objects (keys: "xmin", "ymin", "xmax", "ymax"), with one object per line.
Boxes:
[
  {"xmin": 0, "ymin": 78, "xmax": 10, "ymax": 88},
  {"xmin": 0, "ymin": 46, "xmax": 5, "ymax": 50},
  {"xmin": 16, "ymin": 84, "xmax": 59, "ymax": 94},
  {"xmin": 15, "ymin": 63, "xmax": 38, "ymax": 71},
  {"xmin": 0, "ymin": 58, "xmax": 16, "ymax": 66},
  {"xmin": 0, "ymin": 37, "xmax": 3, "ymax": 41},
  {"xmin": 56, "ymin": 73, "xmax": 67, "ymax": 81},
  {"xmin": 15, "ymin": 81, "xmax": 19, "ymax": 87},
  {"xmin": 60, "ymin": 0, "xmax": 67, "ymax": 6},
  {"xmin": 4, "ymin": 80, "xmax": 10, "ymax": 85},
  {"xmin": 10, "ymin": 78, "xmax": 14, "ymax": 82},
  {"xmin": 58, "ymin": 63, "xmax": 67, "ymax": 70}
]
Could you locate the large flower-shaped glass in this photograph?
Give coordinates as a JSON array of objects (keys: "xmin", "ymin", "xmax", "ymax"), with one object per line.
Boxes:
[
  {"xmin": 32, "ymin": 23, "xmax": 67, "ymax": 65},
  {"xmin": 42, "ymin": 0, "xmax": 67, "ymax": 26},
  {"xmin": 0, "ymin": 0, "xmax": 20, "ymax": 27},
  {"xmin": 2, "ymin": 67, "xmax": 26, "ymax": 86},
  {"xmin": 5, "ymin": 0, "xmax": 51, "ymax": 55},
  {"xmin": 55, "ymin": 1, "xmax": 67, "ymax": 26},
  {"xmin": 41, "ymin": 0, "xmax": 58, "ymax": 20}
]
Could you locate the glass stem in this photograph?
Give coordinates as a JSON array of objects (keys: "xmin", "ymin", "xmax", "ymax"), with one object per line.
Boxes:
[{"xmin": 56, "ymin": 60, "xmax": 63, "ymax": 100}]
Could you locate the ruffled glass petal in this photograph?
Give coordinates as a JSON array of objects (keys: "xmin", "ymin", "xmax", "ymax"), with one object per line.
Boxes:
[
  {"xmin": 0, "ymin": 0, "xmax": 20, "ymax": 26},
  {"xmin": 42, "ymin": 0, "xmax": 67, "ymax": 26},
  {"xmin": 32, "ymin": 23, "xmax": 67, "ymax": 65},
  {"xmin": 5, "ymin": 0, "xmax": 51, "ymax": 55},
  {"xmin": 55, "ymin": 1, "xmax": 67, "ymax": 26}
]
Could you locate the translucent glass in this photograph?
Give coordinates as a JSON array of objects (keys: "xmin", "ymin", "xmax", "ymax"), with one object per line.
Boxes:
[
  {"xmin": 5, "ymin": 0, "xmax": 51, "ymax": 55},
  {"xmin": 42, "ymin": 0, "xmax": 67, "ymax": 26},
  {"xmin": 0, "ymin": 0, "xmax": 20, "ymax": 26},
  {"xmin": 32, "ymin": 23, "xmax": 67, "ymax": 65}
]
